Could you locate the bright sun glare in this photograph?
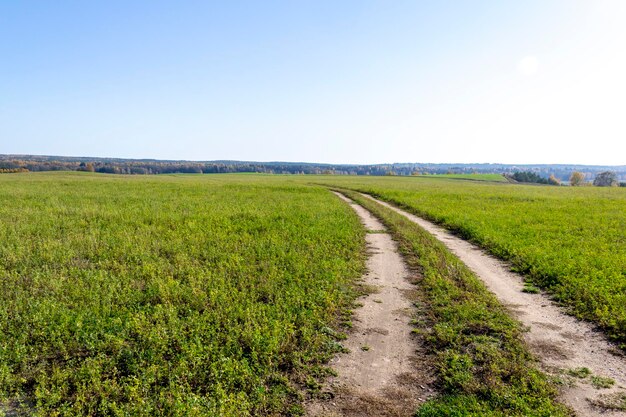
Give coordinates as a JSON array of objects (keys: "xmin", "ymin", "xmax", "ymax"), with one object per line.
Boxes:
[{"xmin": 518, "ymin": 56, "xmax": 539, "ymax": 76}]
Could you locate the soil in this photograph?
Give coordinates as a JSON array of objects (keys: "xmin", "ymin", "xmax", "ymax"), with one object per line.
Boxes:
[
  {"xmin": 305, "ymin": 192, "xmax": 435, "ymax": 416},
  {"xmin": 364, "ymin": 193, "xmax": 626, "ymax": 417}
]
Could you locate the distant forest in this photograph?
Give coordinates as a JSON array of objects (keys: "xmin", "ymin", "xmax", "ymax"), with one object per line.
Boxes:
[{"xmin": 1, "ymin": 154, "xmax": 625, "ymax": 183}]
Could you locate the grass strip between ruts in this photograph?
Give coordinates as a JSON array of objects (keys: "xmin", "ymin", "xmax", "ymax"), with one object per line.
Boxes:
[{"xmin": 340, "ymin": 189, "xmax": 571, "ymax": 417}]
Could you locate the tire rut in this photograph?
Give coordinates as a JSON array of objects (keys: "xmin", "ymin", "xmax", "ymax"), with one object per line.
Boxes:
[
  {"xmin": 306, "ymin": 192, "xmax": 435, "ymax": 417},
  {"xmin": 363, "ymin": 193, "xmax": 626, "ymax": 417}
]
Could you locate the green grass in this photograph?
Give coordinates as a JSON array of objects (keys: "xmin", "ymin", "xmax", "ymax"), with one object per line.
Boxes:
[
  {"xmin": 565, "ymin": 367, "xmax": 614, "ymax": 390},
  {"xmin": 310, "ymin": 175, "xmax": 626, "ymax": 347},
  {"xmin": 0, "ymin": 172, "xmax": 365, "ymax": 416},
  {"xmin": 521, "ymin": 283, "xmax": 541, "ymax": 294},
  {"xmin": 590, "ymin": 375, "xmax": 615, "ymax": 389},
  {"xmin": 342, "ymin": 190, "xmax": 569, "ymax": 417},
  {"xmin": 415, "ymin": 173, "xmax": 508, "ymax": 182},
  {"xmin": 567, "ymin": 367, "xmax": 591, "ymax": 379}
]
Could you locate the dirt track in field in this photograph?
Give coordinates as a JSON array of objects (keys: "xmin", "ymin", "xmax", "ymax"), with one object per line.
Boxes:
[
  {"xmin": 364, "ymin": 193, "xmax": 626, "ymax": 417},
  {"xmin": 306, "ymin": 192, "xmax": 434, "ymax": 417}
]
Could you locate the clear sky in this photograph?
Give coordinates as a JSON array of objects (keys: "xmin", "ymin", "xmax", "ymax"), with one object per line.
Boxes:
[{"xmin": 1, "ymin": 1, "xmax": 625, "ymax": 164}]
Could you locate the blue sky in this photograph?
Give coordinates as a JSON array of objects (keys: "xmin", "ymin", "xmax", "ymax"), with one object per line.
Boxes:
[{"xmin": 1, "ymin": 1, "xmax": 625, "ymax": 164}]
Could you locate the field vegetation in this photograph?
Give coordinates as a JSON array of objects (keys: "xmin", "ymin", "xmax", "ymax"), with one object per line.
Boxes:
[
  {"xmin": 0, "ymin": 173, "xmax": 364, "ymax": 416},
  {"xmin": 3, "ymin": 171, "xmax": 623, "ymax": 416},
  {"xmin": 313, "ymin": 175, "xmax": 626, "ymax": 347},
  {"xmin": 414, "ymin": 173, "xmax": 507, "ymax": 182}
]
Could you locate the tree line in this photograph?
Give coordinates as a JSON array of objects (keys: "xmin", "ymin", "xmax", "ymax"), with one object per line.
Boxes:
[
  {"xmin": 1, "ymin": 155, "xmax": 625, "ymax": 185},
  {"xmin": 510, "ymin": 170, "xmax": 623, "ymax": 187}
]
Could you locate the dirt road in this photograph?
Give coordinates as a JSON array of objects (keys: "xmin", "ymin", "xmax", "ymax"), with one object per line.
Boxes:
[
  {"xmin": 364, "ymin": 193, "xmax": 626, "ymax": 416},
  {"xmin": 306, "ymin": 192, "xmax": 434, "ymax": 417}
]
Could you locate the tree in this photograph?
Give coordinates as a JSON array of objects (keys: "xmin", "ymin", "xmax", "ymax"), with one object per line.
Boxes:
[
  {"xmin": 593, "ymin": 171, "xmax": 618, "ymax": 187},
  {"xmin": 548, "ymin": 174, "xmax": 560, "ymax": 186},
  {"xmin": 569, "ymin": 171, "xmax": 585, "ymax": 186},
  {"xmin": 512, "ymin": 171, "xmax": 548, "ymax": 184}
]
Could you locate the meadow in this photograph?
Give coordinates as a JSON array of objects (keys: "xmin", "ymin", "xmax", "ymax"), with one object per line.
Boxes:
[
  {"xmin": 0, "ymin": 173, "xmax": 364, "ymax": 416},
  {"xmin": 313, "ymin": 175, "xmax": 626, "ymax": 346},
  {"xmin": 2, "ymin": 171, "xmax": 623, "ymax": 416},
  {"xmin": 413, "ymin": 173, "xmax": 508, "ymax": 182}
]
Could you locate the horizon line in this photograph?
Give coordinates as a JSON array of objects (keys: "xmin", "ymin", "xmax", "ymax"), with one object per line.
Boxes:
[{"xmin": 1, "ymin": 153, "xmax": 624, "ymax": 168}]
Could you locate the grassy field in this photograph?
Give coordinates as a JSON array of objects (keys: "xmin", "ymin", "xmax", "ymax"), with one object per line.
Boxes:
[
  {"xmin": 0, "ymin": 173, "xmax": 364, "ymax": 416},
  {"xmin": 2, "ymin": 171, "xmax": 622, "ymax": 415},
  {"xmin": 313, "ymin": 175, "xmax": 626, "ymax": 347},
  {"xmin": 415, "ymin": 173, "xmax": 507, "ymax": 182}
]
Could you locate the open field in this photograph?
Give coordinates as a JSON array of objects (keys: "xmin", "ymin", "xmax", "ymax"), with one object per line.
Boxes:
[
  {"xmin": 0, "ymin": 173, "xmax": 365, "ymax": 416},
  {"xmin": 414, "ymin": 173, "xmax": 508, "ymax": 182},
  {"xmin": 312, "ymin": 175, "xmax": 626, "ymax": 347},
  {"xmin": 2, "ymin": 172, "xmax": 624, "ymax": 416}
]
